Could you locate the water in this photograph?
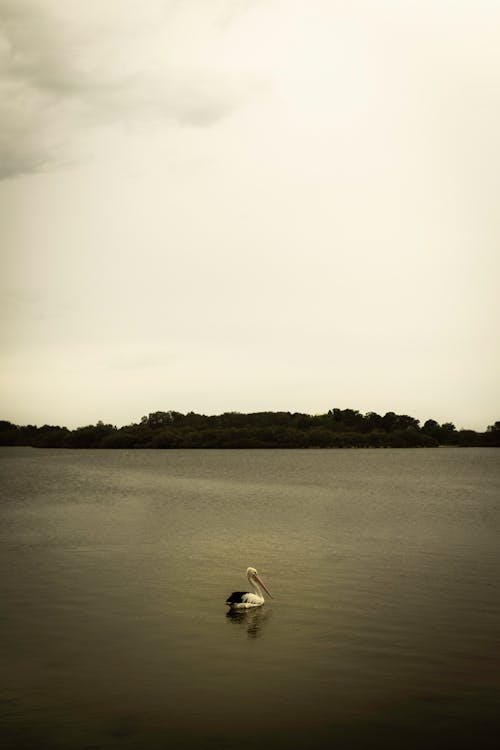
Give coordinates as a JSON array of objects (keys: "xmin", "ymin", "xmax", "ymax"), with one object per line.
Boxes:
[{"xmin": 1, "ymin": 447, "xmax": 499, "ymax": 749}]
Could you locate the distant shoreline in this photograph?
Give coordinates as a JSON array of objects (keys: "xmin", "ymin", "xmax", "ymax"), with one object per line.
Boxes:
[
  {"xmin": 1, "ymin": 445, "xmax": 498, "ymax": 451},
  {"xmin": 2, "ymin": 410, "xmax": 499, "ymax": 449}
]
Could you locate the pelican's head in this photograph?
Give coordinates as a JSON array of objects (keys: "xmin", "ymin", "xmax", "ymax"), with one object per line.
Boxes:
[{"xmin": 247, "ymin": 566, "xmax": 273, "ymax": 598}]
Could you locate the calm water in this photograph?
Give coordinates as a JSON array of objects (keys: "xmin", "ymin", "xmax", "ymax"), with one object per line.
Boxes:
[{"xmin": 1, "ymin": 447, "xmax": 499, "ymax": 749}]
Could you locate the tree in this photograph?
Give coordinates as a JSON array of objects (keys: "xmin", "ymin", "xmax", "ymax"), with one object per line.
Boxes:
[
  {"xmin": 439, "ymin": 422, "xmax": 458, "ymax": 445},
  {"xmin": 364, "ymin": 412, "xmax": 383, "ymax": 431},
  {"xmin": 396, "ymin": 414, "xmax": 420, "ymax": 430},
  {"xmin": 382, "ymin": 412, "xmax": 398, "ymax": 432},
  {"xmin": 422, "ymin": 419, "xmax": 441, "ymax": 441},
  {"xmin": 145, "ymin": 411, "xmax": 181, "ymax": 427}
]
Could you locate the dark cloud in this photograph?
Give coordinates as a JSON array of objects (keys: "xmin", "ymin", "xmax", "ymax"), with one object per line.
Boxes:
[{"xmin": 0, "ymin": 0, "xmax": 246, "ymax": 179}]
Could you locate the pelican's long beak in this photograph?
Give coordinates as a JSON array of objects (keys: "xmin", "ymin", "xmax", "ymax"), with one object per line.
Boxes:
[{"xmin": 255, "ymin": 573, "xmax": 273, "ymax": 599}]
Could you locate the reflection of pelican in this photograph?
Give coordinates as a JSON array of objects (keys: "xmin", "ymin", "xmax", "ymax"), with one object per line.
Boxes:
[
  {"xmin": 226, "ymin": 606, "xmax": 271, "ymax": 638},
  {"xmin": 226, "ymin": 567, "xmax": 273, "ymax": 609}
]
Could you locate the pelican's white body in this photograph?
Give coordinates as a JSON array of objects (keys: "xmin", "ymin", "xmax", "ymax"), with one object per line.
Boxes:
[
  {"xmin": 226, "ymin": 567, "xmax": 272, "ymax": 609},
  {"xmin": 230, "ymin": 591, "xmax": 265, "ymax": 609}
]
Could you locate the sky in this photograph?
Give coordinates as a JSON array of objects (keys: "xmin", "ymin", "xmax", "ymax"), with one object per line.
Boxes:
[{"xmin": 1, "ymin": 0, "xmax": 499, "ymax": 431}]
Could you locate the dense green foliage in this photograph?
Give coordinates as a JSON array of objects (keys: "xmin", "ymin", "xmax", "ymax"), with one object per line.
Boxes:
[{"xmin": 1, "ymin": 411, "xmax": 499, "ymax": 449}]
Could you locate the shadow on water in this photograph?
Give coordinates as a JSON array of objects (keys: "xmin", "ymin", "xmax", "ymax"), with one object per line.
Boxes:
[{"xmin": 225, "ymin": 606, "xmax": 272, "ymax": 638}]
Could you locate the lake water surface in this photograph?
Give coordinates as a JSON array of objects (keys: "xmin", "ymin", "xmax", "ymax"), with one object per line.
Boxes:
[{"xmin": 1, "ymin": 447, "xmax": 499, "ymax": 749}]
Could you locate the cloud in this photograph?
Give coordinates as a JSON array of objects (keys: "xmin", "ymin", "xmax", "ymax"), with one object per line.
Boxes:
[{"xmin": 0, "ymin": 0, "xmax": 253, "ymax": 179}]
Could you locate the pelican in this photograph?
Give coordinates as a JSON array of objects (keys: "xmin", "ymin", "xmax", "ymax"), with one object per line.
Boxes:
[{"xmin": 226, "ymin": 567, "xmax": 273, "ymax": 609}]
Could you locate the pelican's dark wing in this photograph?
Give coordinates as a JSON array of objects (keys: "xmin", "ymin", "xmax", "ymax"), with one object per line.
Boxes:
[{"xmin": 225, "ymin": 591, "xmax": 248, "ymax": 605}]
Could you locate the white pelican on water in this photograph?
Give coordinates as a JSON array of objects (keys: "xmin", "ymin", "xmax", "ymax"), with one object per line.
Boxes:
[{"xmin": 226, "ymin": 567, "xmax": 273, "ymax": 609}]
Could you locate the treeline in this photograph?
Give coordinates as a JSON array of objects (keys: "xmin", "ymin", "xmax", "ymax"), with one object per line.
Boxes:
[{"xmin": 1, "ymin": 410, "xmax": 499, "ymax": 449}]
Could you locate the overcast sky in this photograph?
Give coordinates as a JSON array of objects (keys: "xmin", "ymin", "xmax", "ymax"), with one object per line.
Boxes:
[{"xmin": 1, "ymin": 0, "xmax": 499, "ymax": 430}]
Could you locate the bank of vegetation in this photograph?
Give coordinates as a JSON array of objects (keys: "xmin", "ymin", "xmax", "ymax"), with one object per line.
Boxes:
[{"xmin": 1, "ymin": 410, "xmax": 499, "ymax": 449}]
